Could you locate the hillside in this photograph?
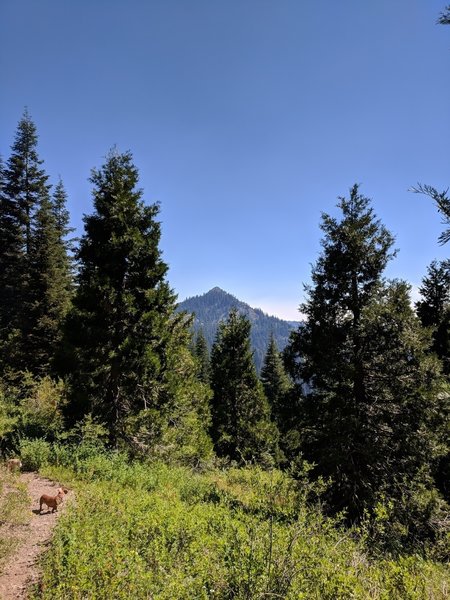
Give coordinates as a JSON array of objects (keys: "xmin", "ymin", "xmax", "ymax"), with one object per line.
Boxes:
[{"xmin": 178, "ymin": 287, "xmax": 300, "ymax": 371}]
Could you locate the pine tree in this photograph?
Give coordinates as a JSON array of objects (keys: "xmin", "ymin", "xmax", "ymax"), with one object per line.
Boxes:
[
  {"xmin": 0, "ymin": 155, "xmax": 21, "ymax": 343},
  {"xmin": 4, "ymin": 109, "xmax": 50, "ymax": 257},
  {"xmin": 52, "ymin": 178, "xmax": 75, "ymax": 254},
  {"xmin": 260, "ymin": 334, "xmax": 292, "ymax": 431},
  {"xmin": 193, "ymin": 329, "xmax": 210, "ymax": 384},
  {"xmin": 154, "ymin": 317, "xmax": 213, "ymax": 465},
  {"xmin": 0, "ymin": 110, "xmax": 52, "ymax": 373},
  {"xmin": 285, "ymin": 185, "xmax": 447, "ymax": 525},
  {"xmin": 65, "ymin": 149, "xmax": 208, "ymax": 451},
  {"xmin": 27, "ymin": 193, "xmax": 73, "ymax": 374},
  {"xmin": 416, "ymin": 262, "xmax": 450, "ymax": 502},
  {"xmin": 210, "ymin": 308, "xmax": 279, "ymax": 463},
  {"xmin": 416, "ymin": 260, "xmax": 450, "ymax": 373}
]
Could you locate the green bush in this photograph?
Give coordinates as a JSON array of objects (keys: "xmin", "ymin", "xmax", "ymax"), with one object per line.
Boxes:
[
  {"xmin": 20, "ymin": 438, "xmax": 51, "ymax": 471},
  {"xmin": 0, "ymin": 373, "xmax": 67, "ymax": 456}
]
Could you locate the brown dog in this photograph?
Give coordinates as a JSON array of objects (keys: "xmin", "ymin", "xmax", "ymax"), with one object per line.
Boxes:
[{"xmin": 39, "ymin": 487, "xmax": 68, "ymax": 514}]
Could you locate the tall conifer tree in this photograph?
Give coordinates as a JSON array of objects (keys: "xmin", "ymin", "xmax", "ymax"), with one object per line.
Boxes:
[
  {"xmin": 260, "ymin": 334, "xmax": 292, "ymax": 431},
  {"xmin": 286, "ymin": 185, "xmax": 447, "ymax": 526},
  {"xmin": 52, "ymin": 178, "xmax": 74, "ymax": 254},
  {"xmin": 0, "ymin": 155, "xmax": 20, "ymax": 345},
  {"xmin": 27, "ymin": 192, "xmax": 73, "ymax": 374},
  {"xmin": 65, "ymin": 149, "xmax": 207, "ymax": 450},
  {"xmin": 194, "ymin": 329, "xmax": 210, "ymax": 384},
  {"xmin": 4, "ymin": 109, "xmax": 50, "ymax": 257},
  {"xmin": 416, "ymin": 260, "xmax": 450, "ymax": 374},
  {"xmin": 0, "ymin": 110, "xmax": 55, "ymax": 372},
  {"xmin": 210, "ymin": 308, "xmax": 279, "ymax": 463}
]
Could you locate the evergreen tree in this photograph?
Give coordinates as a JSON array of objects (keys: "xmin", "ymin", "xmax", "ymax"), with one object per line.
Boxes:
[
  {"xmin": 0, "ymin": 110, "xmax": 52, "ymax": 372},
  {"xmin": 4, "ymin": 109, "xmax": 50, "ymax": 257},
  {"xmin": 260, "ymin": 334, "xmax": 292, "ymax": 431},
  {"xmin": 285, "ymin": 185, "xmax": 447, "ymax": 526},
  {"xmin": 416, "ymin": 265, "xmax": 450, "ymax": 502},
  {"xmin": 27, "ymin": 193, "xmax": 73, "ymax": 374},
  {"xmin": 52, "ymin": 178, "xmax": 75, "ymax": 255},
  {"xmin": 65, "ymin": 149, "xmax": 209, "ymax": 452},
  {"xmin": 193, "ymin": 328, "xmax": 210, "ymax": 384},
  {"xmin": 0, "ymin": 155, "xmax": 21, "ymax": 343},
  {"xmin": 153, "ymin": 317, "xmax": 213, "ymax": 465},
  {"xmin": 416, "ymin": 260, "xmax": 450, "ymax": 373},
  {"xmin": 210, "ymin": 308, "xmax": 279, "ymax": 463}
]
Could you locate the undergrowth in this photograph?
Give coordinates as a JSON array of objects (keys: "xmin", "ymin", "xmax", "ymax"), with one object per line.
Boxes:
[{"xmin": 30, "ymin": 451, "xmax": 450, "ymax": 599}]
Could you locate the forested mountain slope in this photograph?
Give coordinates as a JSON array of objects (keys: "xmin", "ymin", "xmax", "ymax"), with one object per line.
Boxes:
[{"xmin": 178, "ymin": 287, "xmax": 300, "ymax": 371}]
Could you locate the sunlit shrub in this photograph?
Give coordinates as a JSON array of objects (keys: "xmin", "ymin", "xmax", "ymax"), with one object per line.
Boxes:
[
  {"xmin": 20, "ymin": 438, "xmax": 51, "ymax": 471},
  {"xmin": 35, "ymin": 456, "xmax": 450, "ymax": 599}
]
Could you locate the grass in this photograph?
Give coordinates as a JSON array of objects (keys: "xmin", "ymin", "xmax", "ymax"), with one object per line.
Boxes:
[
  {"xmin": 0, "ymin": 466, "xmax": 30, "ymax": 572},
  {"xmin": 29, "ymin": 452, "xmax": 450, "ymax": 599}
]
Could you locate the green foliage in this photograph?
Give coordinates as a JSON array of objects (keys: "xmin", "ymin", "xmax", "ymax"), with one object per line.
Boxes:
[
  {"xmin": 0, "ymin": 386, "xmax": 20, "ymax": 453},
  {"xmin": 19, "ymin": 437, "xmax": 51, "ymax": 471},
  {"xmin": 0, "ymin": 111, "xmax": 73, "ymax": 376},
  {"xmin": 35, "ymin": 456, "xmax": 450, "ymax": 599},
  {"xmin": 0, "ymin": 110, "xmax": 49, "ymax": 372},
  {"xmin": 260, "ymin": 334, "xmax": 293, "ymax": 454},
  {"xmin": 27, "ymin": 193, "xmax": 73, "ymax": 375},
  {"xmin": 19, "ymin": 375, "xmax": 67, "ymax": 439},
  {"xmin": 0, "ymin": 373, "xmax": 66, "ymax": 455},
  {"xmin": 63, "ymin": 149, "xmax": 210, "ymax": 462},
  {"xmin": 285, "ymin": 186, "xmax": 449, "ymax": 538},
  {"xmin": 193, "ymin": 328, "xmax": 210, "ymax": 384},
  {"xmin": 0, "ymin": 155, "xmax": 22, "ymax": 365},
  {"xmin": 158, "ymin": 323, "xmax": 214, "ymax": 466},
  {"xmin": 55, "ymin": 413, "xmax": 109, "ymax": 465},
  {"xmin": 416, "ymin": 259, "xmax": 450, "ymax": 373},
  {"xmin": 412, "ymin": 183, "xmax": 450, "ymax": 245},
  {"xmin": 0, "ymin": 466, "xmax": 30, "ymax": 570},
  {"xmin": 1, "ymin": 110, "xmax": 449, "ymax": 585},
  {"xmin": 120, "ymin": 319, "xmax": 214, "ymax": 466},
  {"xmin": 210, "ymin": 308, "xmax": 279, "ymax": 463}
]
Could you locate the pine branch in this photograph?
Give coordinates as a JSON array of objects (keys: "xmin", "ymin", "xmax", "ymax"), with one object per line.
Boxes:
[
  {"xmin": 411, "ymin": 183, "xmax": 450, "ymax": 245},
  {"xmin": 438, "ymin": 5, "xmax": 450, "ymax": 24}
]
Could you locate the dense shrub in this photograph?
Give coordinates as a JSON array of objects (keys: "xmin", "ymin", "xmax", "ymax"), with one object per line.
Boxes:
[
  {"xmin": 19, "ymin": 438, "xmax": 51, "ymax": 471},
  {"xmin": 0, "ymin": 373, "xmax": 66, "ymax": 455}
]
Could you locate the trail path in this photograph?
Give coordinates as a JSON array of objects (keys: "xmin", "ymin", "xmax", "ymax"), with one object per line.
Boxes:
[{"xmin": 0, "ymin": 472, "xmax": 73, "ymax": 599}]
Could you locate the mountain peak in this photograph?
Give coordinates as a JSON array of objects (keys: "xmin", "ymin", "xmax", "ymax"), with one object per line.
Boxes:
[
  {"xmin": 204, "ymin": 287, "xmax": 239, "ymax": 304},
  {"xmin": 178, "ymin": 288, "xmax": 300, "ymax": 372}
]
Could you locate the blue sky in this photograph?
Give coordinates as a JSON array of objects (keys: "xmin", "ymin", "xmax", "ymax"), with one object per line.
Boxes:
[{"xmin": 1, "ymin": 1, "xmax": 449, "ymax": 320}]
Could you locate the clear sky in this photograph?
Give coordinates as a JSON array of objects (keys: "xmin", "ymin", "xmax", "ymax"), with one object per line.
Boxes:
[{"xmin": 1, "ymin": 1, "xmax": 449, "ymax": 320}]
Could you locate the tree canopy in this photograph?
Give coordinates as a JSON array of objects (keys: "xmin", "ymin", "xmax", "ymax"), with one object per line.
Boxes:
[{"xmin": 285, "ymin": 186, "xmax": 448, "ymax": 539}]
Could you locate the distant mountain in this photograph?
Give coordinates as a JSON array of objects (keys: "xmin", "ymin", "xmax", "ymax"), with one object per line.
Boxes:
[{"xmin": 177, "ymin": 287, "xmax": 301, "ymax": 372}]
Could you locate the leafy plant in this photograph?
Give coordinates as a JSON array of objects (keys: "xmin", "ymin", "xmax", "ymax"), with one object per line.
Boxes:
[{"xmin": 19, "ymin": 438, "xmax": 51, "ymax": 471}]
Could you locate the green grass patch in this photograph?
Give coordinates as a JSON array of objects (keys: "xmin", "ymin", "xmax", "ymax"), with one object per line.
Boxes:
[{"xmin": 0, "ymin": 466, "xmax": 30, "ymax": 572}]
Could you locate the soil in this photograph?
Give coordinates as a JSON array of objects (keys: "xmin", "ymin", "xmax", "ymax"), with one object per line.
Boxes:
[{"xmin": 0, "ymin": 472, "xmax": 73, "ymax": 599}]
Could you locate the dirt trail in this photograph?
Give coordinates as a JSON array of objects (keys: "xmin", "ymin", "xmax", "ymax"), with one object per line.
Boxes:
[{"xmin": 0, "ymin": 472, "xmax": 73, "ymax": 599}]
